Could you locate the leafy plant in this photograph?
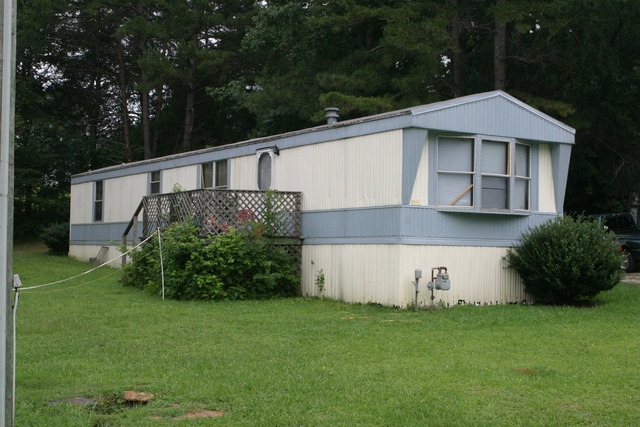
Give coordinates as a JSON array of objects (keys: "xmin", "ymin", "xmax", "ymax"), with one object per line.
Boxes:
[
  {"xmin": 505, "ymin": 215, "xmax": 623, "ymax": 304},
  {"xmin": 40, "ymin": 222, "xmax": 70, "ymax": 255},
  {"xmin": 315, "ymin": 269, "xmax": 325, "ymax": 293},
  {"xmin": 121, "ymin": 219, "xmax": 300, "ymax": 301}
]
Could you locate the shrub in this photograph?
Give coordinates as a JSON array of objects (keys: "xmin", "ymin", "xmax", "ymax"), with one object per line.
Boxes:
[
  {"xmin": 40, "ymin": 222, "xmax": 70, "ymax": 255},
  {"xmin": 121, "ymin": 219, "xmax": 300, "ymax": 301},
  {"xmin": 505, "ymin": 215, "xmax": 623, "ymax": 304}
]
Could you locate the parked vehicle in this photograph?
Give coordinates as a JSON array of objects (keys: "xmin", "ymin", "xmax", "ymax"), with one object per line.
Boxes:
[{"xmin": 588, "ymin": 213, "xmax": 640, "ymax": 272}]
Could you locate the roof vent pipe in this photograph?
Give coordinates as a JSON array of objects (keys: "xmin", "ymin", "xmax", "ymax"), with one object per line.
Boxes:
[{"xmin": 325, "ymin": 107, "xmax": 340, "ymax": 125}]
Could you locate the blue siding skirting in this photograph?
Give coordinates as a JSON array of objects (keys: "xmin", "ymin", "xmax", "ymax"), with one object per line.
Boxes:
[
  {"xmin": 301, "ymin": 206, "xmax": 556, "ymax": 247},
  {"xmin": 70, "ymin": 221, "xmax": 130, "ymax": 246},
  {"xmin": 70, "ymin": 207, "xmax": 557, "ymax": 248}
]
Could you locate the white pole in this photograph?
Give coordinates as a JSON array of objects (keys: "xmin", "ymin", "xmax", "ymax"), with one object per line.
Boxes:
[{"xmin": 0, "ymin": 0, "xmax": 16, "ymax": 424}]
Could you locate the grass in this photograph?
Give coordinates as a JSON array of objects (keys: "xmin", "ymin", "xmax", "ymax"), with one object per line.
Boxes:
[{"xmin": 13, "ymin": 245, "xmax": 640, "ymax": 426}]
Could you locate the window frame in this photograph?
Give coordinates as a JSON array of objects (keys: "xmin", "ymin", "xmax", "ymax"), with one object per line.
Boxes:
[
  {"xmin": 435, "ymin": 135, "xmax": 531, "ymax": 214},
  {"xmin": 150, "ymin": 170, "xmax": 161, "ymax": 195},
  {"xmin": 256, "ymin": 148, "xmax": 277, "ymax": 191},
  {"xmin": 214, "ymin": 159, "xmax": 228, "ymax": 189},
  {"xmin": 93, "ymin": 180, "xmax": 104, "ymax": 222},
  {"xmin": 201, "ymin": 160, "xmax": 228, "ymax": 189}
]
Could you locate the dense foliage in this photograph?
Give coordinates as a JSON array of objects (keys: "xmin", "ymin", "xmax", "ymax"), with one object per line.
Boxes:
[
  {"xmin": 15, "ymin": 0, "xmax": 640, "ymax": 236},
  {"xmin": 505, "ymin": 216, "xmax": 623, "ymax": 305},
  {"xmin": 40, "ymin": 222, "xmax": 70, "ymax": 255},
  {"xmin": 121, "ymin": 221, "xmax": 300, "ymax": 301}
]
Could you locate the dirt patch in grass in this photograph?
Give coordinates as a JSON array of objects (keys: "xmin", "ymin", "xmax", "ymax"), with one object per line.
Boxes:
[
  {"xmin": 171, "ymin": 409, "xmax": 225, "ymax": 420},
  {"xmin": 49, "ymin": 393, "xmax": 224, "ymax": 421},
  {"xmin": 148, "ymin": 405, "xmax": 224, "ymax": 421}
]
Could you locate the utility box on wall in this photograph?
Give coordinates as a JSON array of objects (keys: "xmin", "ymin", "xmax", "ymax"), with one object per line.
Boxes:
[{"xmin": 435, "ymin": 273, "xmax": 450, "ymax": 290}]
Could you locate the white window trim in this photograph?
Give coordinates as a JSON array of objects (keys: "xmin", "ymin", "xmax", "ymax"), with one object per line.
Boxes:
[
  {"xmin": 200, "ymin": 160, "xmax": 229, "ymax": 189},
  {"xmin": 93, "ymin": 180, "xmax": 104, "ymax": 222},
  {"xmin": 256, "ymin": 148, "xmax": 277, "ymax": 191},
  {"xmin": 436, "ymin": 135, "xmax": 531, "ymax": 214},
  {"xmin": 149, "ymin": 170, "xmax": 162, "ymax": 195}
]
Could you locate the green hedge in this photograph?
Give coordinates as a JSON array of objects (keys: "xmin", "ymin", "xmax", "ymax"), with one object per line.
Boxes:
[
  {"xmin": 121, "ymin": 220, "xmax": 300, "ymax": 300},
  {"xmin": 505, "ymin": 215, "xmax": 623, "ymax": 304},
  {"xmin": 40, "ymin": 222, "xmax": 70, "ymax": 255}
]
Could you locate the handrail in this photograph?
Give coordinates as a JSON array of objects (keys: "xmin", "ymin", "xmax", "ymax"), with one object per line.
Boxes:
[
  {"xmin": 121, "ymin": 199, "xmax": 145, "ymax": 266},
  {"xmin": 122, "ymin": 199, "xmax": 144, "ymax": 238}
]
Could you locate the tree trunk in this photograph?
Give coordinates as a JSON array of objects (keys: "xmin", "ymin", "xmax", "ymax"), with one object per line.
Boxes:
[
  {"xmin": 182, "ymin": 56, "xmax": 197, "ymax": 152},
  {"xmin": 494, "ymin": 0, "xmax": 507, "ymax": 91},
  {"xmin": 116, "ymin": 42, "xmax": 132, "ymax": 162},
  {"xmin": 451, "ymin": 0, "xmax": 466, "ymax": 97},
  {"xmin": 141, "ymin": 89, "xmax": 152, "ymax": 159},
  {"xmin": 152, "ymin": 83, "xmax": 163, "ymax": 158}
]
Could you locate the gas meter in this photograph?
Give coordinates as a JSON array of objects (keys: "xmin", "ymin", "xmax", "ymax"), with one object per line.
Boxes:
[{"xmin": 435, "ymin": 272, "xmax": 450, "ymax": 290}]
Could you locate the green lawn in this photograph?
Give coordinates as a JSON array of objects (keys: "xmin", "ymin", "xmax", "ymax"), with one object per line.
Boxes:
[{"xmin": 13, "ymin": 248, "xmax": 640, "ymax": 426}]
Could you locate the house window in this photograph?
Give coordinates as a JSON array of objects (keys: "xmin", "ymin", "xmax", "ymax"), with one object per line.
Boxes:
[
  {"xmin": 437, "ymin": 136, "xmax": 530, "ymax": 212},
  {"xmin": 93, "ymin": 180, "xmax": 104, "ymax": 222},
  {"xmin": 201, "ymin": 160, "xmax": 228, "ymax": 189},
  {"xmin": 437, "ymin": 137, "xmax": 474, "ymax": 207},
  {"xmin": 514, "ymin": 143, "xmax": 531, "ymax": 210},
  {"xmin": 201, "ymin": 163, "xmax": 213, "ymax": 188},
  {"xmin": 257, "ymin": 149, "xmax": 276, "ymax": 191},
  {"xmin": 150, "ymin": 170, "xmax": 161, "ymax": 194},
  {"xmin": 215, "ymin": 160, "xmax": 228, "ymax": 188}
]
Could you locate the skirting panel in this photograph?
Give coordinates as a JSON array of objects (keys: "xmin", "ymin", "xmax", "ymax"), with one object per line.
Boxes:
[{"xmin": 302, "ymin": 244, "xmax": 528, "ymax": 307}]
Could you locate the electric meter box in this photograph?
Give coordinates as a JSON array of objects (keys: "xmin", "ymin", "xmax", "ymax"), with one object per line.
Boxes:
[{"xmin": 435, "ymin": 273, "xmax": 450, "ymax": 290}]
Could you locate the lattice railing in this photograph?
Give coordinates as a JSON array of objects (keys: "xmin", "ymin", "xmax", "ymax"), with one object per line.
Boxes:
[{"xmin": 141, "ymin": 189, "xmax": 302, "ymax": 239}]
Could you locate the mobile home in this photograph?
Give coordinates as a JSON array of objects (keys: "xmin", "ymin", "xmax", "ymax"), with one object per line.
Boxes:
[{"xmin": 69, "ymin": 90, "xmax": 575, "ymax": 307}]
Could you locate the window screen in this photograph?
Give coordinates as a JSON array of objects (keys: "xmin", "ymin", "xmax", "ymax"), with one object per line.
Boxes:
[
  {"xmin": 215, "ymin": 160, "xmax": 228, "ymax": 188},
  {"xmin": 437, "ymin": 137, "xmax": 474, "ymax": 206},
  {"xmin": 258, "ymin": 152, "xmax": 271, "ymax": 191},
  {"xmin": 481, "ymin": 140, "xmax": 508, "ymax": 209},
  {"xmin": 436, "ymin": 136, "xmax": 531, "ymax": 212}
]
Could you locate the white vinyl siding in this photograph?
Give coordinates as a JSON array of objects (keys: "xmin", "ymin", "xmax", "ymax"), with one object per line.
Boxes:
[
  {"xmin": 538, "ymin": 144, "xmax": 556, "ymax": 212},
  {"xmin": 302, "ymin": 245, "xmax": 527, "ymax": 307},
  {"xmin": 70, "ymin": 182, "xmax": 93, "ymax": 224},
  {"xmin": 230, "ymin": 155, "xmax": 257, "ymax": 190},
  {"xmin": 277, "ymin": 131, "xmax": 403, "ymax": 210},
  {"xmin": 161, "ymin": 166, "xmax": 196, "ymax": 193},
  {"xmin": 105, "ymin": 174, "xmax": 150, "ymax": 222}
]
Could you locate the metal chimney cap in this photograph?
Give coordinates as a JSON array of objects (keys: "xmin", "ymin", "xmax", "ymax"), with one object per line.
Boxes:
[{"xmin": 324, "ymin": 107, "xmax": 340, "ymax": 125}]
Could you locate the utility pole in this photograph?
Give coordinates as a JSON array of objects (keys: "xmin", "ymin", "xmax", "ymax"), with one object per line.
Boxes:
[{"xmin": 0, "ymin": 0, "xmax": 16, "ymax": 425}]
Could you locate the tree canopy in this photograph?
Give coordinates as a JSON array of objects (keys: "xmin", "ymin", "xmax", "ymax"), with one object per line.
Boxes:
[{"xmin": 15, "ymin": 0, "xmax": 640, "ymax": 238}]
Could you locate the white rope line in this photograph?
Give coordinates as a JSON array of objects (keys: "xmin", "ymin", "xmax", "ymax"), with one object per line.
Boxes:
[
  {"xmin": 19, "ymin": 232, "xmax": 158, "ymax": 291},
  {"xmin": 24, "ymin": 266, "xmax": 124, "ymax": 294}
]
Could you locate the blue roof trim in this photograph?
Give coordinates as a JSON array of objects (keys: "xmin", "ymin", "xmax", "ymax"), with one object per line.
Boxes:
[{"xmin": 72, "ymin": 90, "xmax": 575, "ymax": 185}]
